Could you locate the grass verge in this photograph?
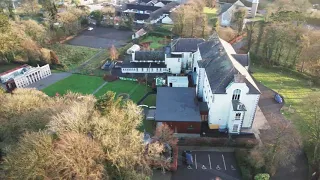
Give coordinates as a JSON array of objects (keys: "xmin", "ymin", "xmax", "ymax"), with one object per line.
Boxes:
[
  {"xmin": 140, "ymin": 36, "xmax": 167, "ymax": 50},
  {"xmin": 48, "ymin": 44, "xmax": 100, "ymax": 70},
  {"xmin": 141, "ymin": 94, "xmax": 156, "ymax": 106}
]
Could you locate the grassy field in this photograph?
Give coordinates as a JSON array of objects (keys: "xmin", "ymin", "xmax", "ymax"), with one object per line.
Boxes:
[
  {"xmin": 140, "ymin": 36, "xmax": 167, "ymax": 50},
  {"xmin": 48, "ymin": 44, "xmax": 100, "ymax": 70},
  {"xmin": 42, "ymin": 74, "xmax": 105, "ymax": 96},
  {"xmin": 141, "ymin": 94, "xmax": 156, "ymax": 107},
  {"xmin": 95, "ymin": 80, "xmax": 151, "ymax": 103},
  {"xmin": 77, "ymin": 50, "xmax": 109, "ymax": 76},
  {"xmin": 0, "ymin": 64, "xmax": 22, "ymax": 73}
]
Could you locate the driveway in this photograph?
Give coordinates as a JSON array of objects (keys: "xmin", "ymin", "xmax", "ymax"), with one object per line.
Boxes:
[
  {"xmin": 256, "ymin": 82, "xmax": 309, "ymax": 180},
  {"xmin": 172, "ymin": 150, "xmax": 241, "ymax": 180},
  {"xmin": 66, "ymin": 27, "xmax": 133, "ymax": 48},
  {"xmin": 26, "ymin": 72, "xmax": 71, "ymax": 90}
]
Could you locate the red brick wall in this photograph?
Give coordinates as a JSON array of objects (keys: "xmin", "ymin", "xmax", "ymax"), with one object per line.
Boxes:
[{"xmin": 163, "ymin": 122, "xmax": 201, "ymax": 134}]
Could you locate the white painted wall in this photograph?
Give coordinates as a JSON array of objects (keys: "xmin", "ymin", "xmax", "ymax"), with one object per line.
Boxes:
[
  {"xmin": 121, "ymin": 67, "xmax": 168, "ymax": 73},
  {"xmin": 165, "ymin": 56, "xmax": 181, "ymax": 74},
  {"xmin": 167, "ymin": 76, "xmax": 188, "ymax": 87},
  {"xmin": 171, "ymin": 52, "xmax": 193, "ymax": 70}
]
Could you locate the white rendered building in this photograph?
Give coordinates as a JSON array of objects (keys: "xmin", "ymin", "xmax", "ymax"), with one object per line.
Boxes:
[{"xmin": 0, "ymin": 64, "xmax": 51, "ymax": 90}]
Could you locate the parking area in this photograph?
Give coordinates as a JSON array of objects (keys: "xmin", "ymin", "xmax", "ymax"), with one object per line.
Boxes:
[
  {"xmin": 172, "ymin": 151, "xmax": 241, "ymax": 180},
  {"xmin": 66, "ymin": 27, "xmax": 132, "ymax": 48}
]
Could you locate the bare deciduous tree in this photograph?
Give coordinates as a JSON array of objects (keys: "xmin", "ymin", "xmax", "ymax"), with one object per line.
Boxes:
[{"xmin": 109, "ymin": 45, "xmax": 119, "ymax": 61}]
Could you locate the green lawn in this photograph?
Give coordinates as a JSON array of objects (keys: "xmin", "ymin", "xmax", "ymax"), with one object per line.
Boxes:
[
  {"xmin": 95, "ymin": 80, "xmax": 151, "ymax": 103},
  {"xmin": 140, "ymin": 36, "xmax": 167, "ymax": 50},
  {"xmin": 141, "ymin": 94, "xmax": 156, "ymax": 106},
  {"xmin": 42, "ymin": 74, "xmax": 105, "ymax": 96},
  {"xmin": 77, "ymin": 50, "xmax": 109, "ymax": 76},
  {"xmin": 0, "ymin": 64, "xmax": 21, "ymax": 73},
  {"xmin": 48, "ymin": 44, "xmax": 100, "ymax": 70}
]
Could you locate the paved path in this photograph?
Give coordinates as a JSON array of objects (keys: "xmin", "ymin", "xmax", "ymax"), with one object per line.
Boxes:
[
  {"xmin": 26, "ymin": 72, "xmax": 72, "ymax": 90},
  {"xmin": 257, "ymin": 82, "xmax": 309, "ymax": 180},
  {"xmin": 92, "ymin": 81, "xmax": 108, "ymax": 95},
  {"xmin": 71, "ymin": 49, "xmax": 104, "ymax": 73}
]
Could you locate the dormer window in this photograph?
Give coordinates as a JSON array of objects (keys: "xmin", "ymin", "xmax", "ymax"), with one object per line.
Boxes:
[{"xmin": 232, "ymin": 89, "xmax": 241, "ymax": 100}]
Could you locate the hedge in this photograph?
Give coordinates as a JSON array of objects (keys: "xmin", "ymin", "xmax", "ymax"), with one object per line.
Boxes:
[{"xmin": 177, "ymin": 137, "xmax": 259, "ymax": 148}]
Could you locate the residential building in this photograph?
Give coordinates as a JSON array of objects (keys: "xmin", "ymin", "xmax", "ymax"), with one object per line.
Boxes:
[{"xmin": 167, "ymin": 76, "xmax": 188, "ymax": 87}]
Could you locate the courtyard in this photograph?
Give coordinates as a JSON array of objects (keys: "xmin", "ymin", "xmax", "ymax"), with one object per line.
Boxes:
[{"xmin": 66, "ymin": 27, "xmax": 133, "ymax": 48}]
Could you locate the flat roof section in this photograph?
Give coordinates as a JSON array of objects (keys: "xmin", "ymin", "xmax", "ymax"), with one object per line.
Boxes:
[{"xmin": 155, "ymin": 87, "xmax": 201, "ymax": 122}]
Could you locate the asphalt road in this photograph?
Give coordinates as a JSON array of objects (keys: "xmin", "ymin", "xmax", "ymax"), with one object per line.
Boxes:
[{"xmin": 172, "ymin": 151, "xmax": 241, "ymax": 180}]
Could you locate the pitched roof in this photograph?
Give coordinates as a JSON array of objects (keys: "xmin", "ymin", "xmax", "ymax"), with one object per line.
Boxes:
[
  {"xmin": 134, "ymin": 51, "xmax": 165, "ymax": 61},
  {"xmin": 155, "ymin": 87, "xmax": 201, "ymax": 122},
  {"xmin": 149, "ymin": 1, "xmax": 179, "ymax": 20},
  {"xmin": 231, "ymin": 54, "xmax": 249, "ymax": 67},
  {"xmin": 171, "ymin": 38, "xmax": 205, "ymax": 52},
  {"xmin": 197, "ymin": 34, "xmax": 260, "ymax": 94},
  {"xmin": 219, "ymin": 3, "xmax": 233, "ymax": 15},
  {"xmin": 135, "ymin": 28, "xmax": 147, "ymax": 36}
]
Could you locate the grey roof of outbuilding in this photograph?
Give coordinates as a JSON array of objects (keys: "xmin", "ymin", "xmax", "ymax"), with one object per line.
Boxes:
[
  {"xmin": 171, "ymin": 38, "xmax": 205, "ymax": 52},
  {"xmin": 232, "ymin": 54, "xmax": 249, "ymax": 67},
  {"xmin": 197, "ymin": 35, "xmax": 260, "ymax": 94},
  {"xmin": 134, "ymin": 51, "xmax": 165, "ymax": 61},
  {"xmin": 155, "ymin": 87, "xmax": 201, "ymax": 122}
]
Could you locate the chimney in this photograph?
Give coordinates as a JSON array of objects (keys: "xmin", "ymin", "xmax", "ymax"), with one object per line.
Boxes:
[
  {"xmin": 234, "ymin": 74, "xmax": 246, "ymax": 83},
  {"xmin": 251, "ymin": 0, "xmax": 259, "ymax": 18}
]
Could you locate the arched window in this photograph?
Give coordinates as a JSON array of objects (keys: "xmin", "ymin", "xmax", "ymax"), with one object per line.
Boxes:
[{"xmin": 232, "ymin": 89, "xmax": 241, "ymax": 100}]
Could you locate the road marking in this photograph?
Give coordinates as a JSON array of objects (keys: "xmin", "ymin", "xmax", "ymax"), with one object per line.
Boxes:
[
  {"xmin": 195, "ymin": 154, "xmax": 197, "ymax": 169},
  {"xmin": 216, "ymin": 165, "xmax": 221, "ymax": 170},
  {"xmin": 231, "ymin": 165, "xmax": 236, "ymax": 170},
  {"xmin": 187, "ymin": 165, "xmax": 192, "ymax": 169},
  {"xmin": 208, "ymin": 154, "xmax": 212, "ymax": 169},
  {"xmin": 222, "ymin": 154, "xmax": 227, "ymax": 170},
  {"xmin": 202, "ymin": 165, "xmax": 207, "ymax": 170}
]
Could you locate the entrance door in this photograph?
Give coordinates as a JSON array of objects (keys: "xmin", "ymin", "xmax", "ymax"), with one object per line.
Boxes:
[{"xmin": 169, "ymin": 83, "xmax": 173, "ymax": 87}]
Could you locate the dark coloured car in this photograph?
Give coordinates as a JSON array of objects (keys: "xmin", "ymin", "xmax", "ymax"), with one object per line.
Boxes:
[{"xmin": 182, "ymin": 151, "xmax": 193, "ymax": 165}]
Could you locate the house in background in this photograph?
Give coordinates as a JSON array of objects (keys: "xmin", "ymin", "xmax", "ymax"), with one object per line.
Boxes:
[
  {"xmin": 132, "ymin": 28, "xmax": 147, "ymax": 39},
  {"xmin": 218, "ymin": 0, "xmax": 259, "ymax": 26}
]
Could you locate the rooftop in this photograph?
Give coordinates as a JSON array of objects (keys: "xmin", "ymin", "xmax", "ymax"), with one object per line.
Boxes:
[
  {"xmin": 134, "ymin": 51, "xmax": 165, "ymax": 61},
  {"xmin": 171, "ymin": 38, "xmax": 205, "ymax": 52},
  {"xmin": 197, "ymin": 34, "xmax": 260, "ymax": 94},
  {"xmin": 232, "ymin": 54, "xmax": 249, "ymax": 67},
  {"xmin": 122, "ymin": 62, "xmax": 166, "ymax": 68},
  {"xmin": 155, "ymin": 87, "xmax": 201, "ymax": 122}
]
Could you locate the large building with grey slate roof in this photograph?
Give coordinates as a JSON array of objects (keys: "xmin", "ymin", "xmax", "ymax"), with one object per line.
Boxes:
[
  {"xmin": 150, "ymin": 34, "xmax": 260, "ymax": 134},
  {"xmin": 191, "ymin": 34, "xmax": 260, "ymax": 134}
]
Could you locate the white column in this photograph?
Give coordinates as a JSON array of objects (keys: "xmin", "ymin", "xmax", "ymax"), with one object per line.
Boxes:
[{"xmin": 37, "ymin": 71, "xmax": 41, "ymax": 80}]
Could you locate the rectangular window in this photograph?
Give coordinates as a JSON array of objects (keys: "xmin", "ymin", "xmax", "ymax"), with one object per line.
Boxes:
[{"xmin": 235, "ymin": 113, "xmax": 241, "ymax": 120}]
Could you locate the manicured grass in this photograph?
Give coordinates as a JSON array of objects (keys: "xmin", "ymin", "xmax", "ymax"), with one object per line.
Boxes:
[
  {"xmin": 48, "ymin": 44, "xmax": 100, "ymax": 70},
  {"xmin": 140, "ymin": 36, "xmax": 166, "ymax": 50},
  {"xmin": 95, "ymin": 80, "xmax": 151, "ymax": 103},
  {"xmin": 0, "ymin": 64, "xmax": 21, "ymax": 73},
  {"xmin": 42, "ymin": 74, "xmax": 105, "ymax": 96},
  {"xmin": 141, "ymin": 94, "xmax": 156, "ymax": 107}
]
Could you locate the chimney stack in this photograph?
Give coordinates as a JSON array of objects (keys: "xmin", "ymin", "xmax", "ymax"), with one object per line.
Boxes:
[{"xmin": 234, "ymin": 74, "xmax": 246, "ymax": 83}]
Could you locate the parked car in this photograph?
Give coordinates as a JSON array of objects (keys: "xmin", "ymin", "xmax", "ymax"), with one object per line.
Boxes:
[
  {"xmin": 274, "ymin": 93, "xmax": 283, "ymax": 103},
  {"xmin": 182, "ymin": 150, "xmax": 193, "ymax": 165}
]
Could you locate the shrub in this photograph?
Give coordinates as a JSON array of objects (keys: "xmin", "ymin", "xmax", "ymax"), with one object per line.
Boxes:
[{"xmin": 254, "ymin": 173, "xmax": 270, "ymax": 180}]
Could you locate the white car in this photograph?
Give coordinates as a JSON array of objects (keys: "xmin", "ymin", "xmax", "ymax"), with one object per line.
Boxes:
[{"xmin": 88, "ymin": 27, "xmax": 93, "ymax": 31}]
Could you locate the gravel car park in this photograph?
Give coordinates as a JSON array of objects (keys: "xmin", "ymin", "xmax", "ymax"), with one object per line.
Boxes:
[{"xmin": 172, "ymin": 151, "xmax": 241, "ymax": 180}]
